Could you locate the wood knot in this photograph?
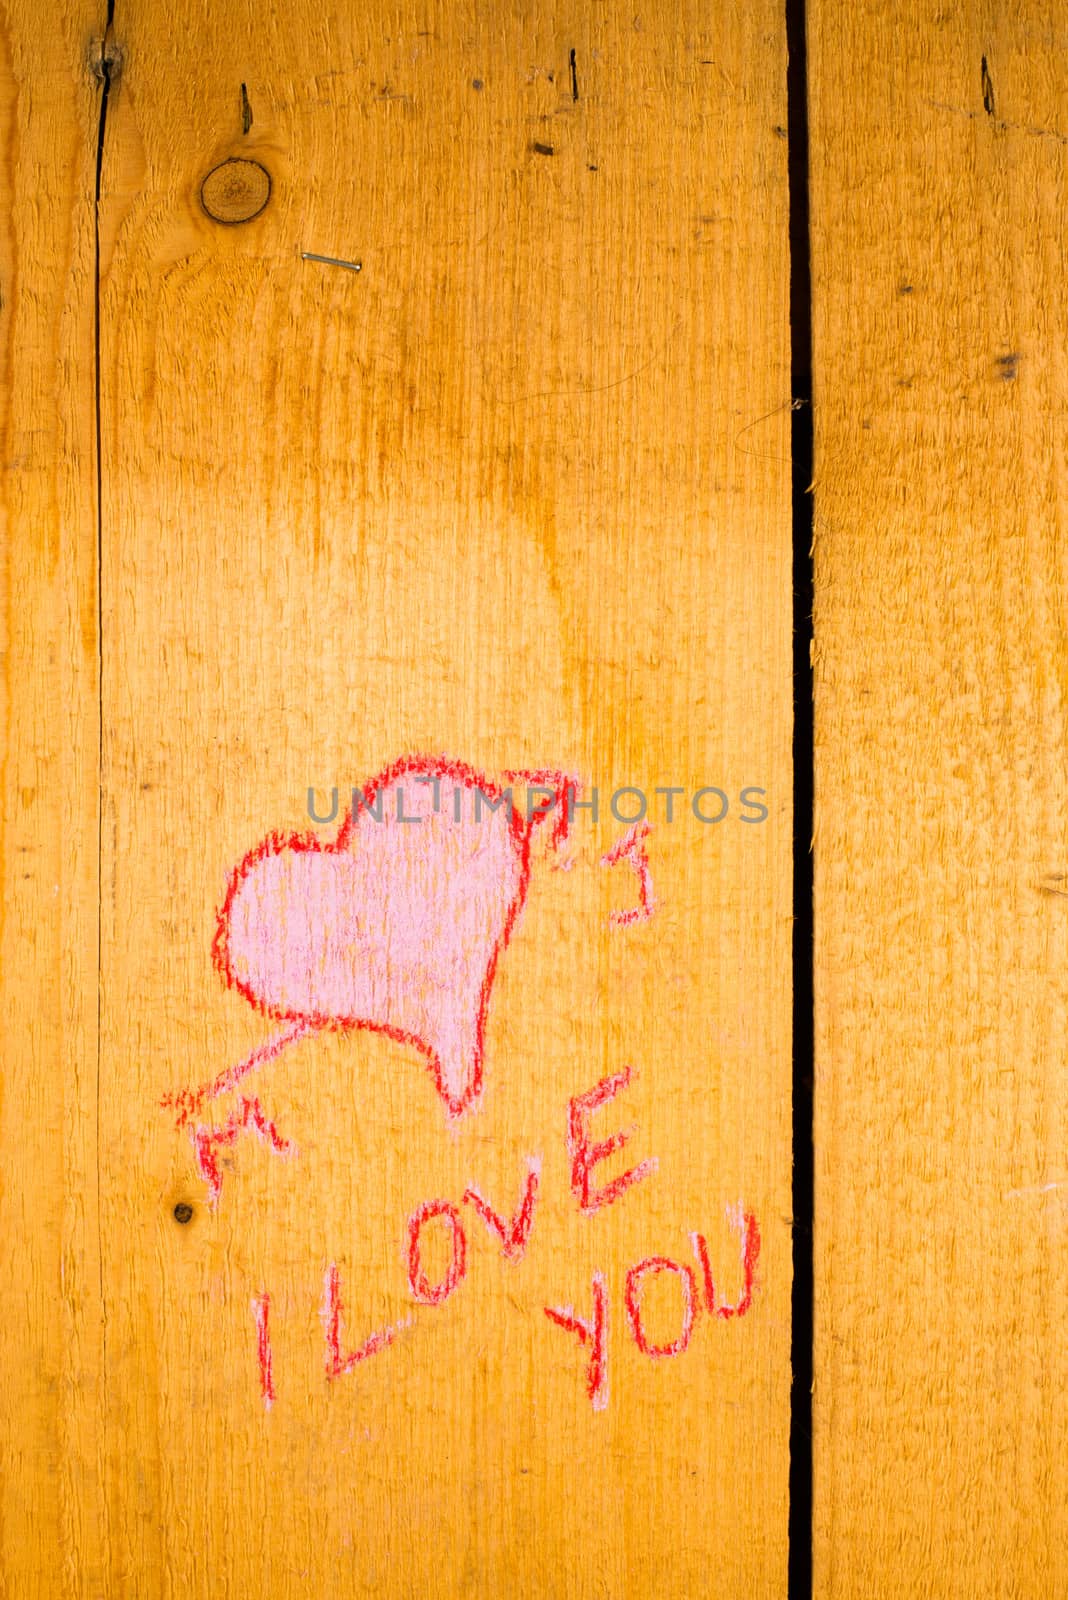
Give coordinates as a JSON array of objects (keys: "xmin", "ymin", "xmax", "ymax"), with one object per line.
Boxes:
[
  {"xmin": 200, "ymin": 158, "xmax": 272, "ymax": 225},
  {"xmin": 89, "ymin": 34, "xmax": 123, "ymax": 83}
]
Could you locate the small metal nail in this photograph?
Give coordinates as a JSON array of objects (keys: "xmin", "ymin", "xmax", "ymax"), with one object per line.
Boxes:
[{"xmin": 301, "ymin": 251, "xmax": 362, "ymax": 272}]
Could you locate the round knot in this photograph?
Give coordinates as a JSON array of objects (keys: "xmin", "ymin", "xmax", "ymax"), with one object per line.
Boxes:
[{"xmin": 200, "ymin": 158, "xmax": 271, "ymax": 224}]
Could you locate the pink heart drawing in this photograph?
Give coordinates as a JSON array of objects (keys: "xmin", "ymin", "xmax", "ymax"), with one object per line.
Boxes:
[{"xmin": 165, "ymin": 757, "xmax": 572, "ymax": 1130}]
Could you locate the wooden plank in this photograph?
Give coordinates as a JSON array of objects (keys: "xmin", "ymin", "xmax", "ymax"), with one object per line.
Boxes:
[
  {"xmin": 0, "ymin": 6, "xmax": 105, "ymax": 1598},
  {"xmin": 810, "ymin": 3, "xmax": 1068, "ymax": 1592},
  {"xmin": 1, "ymin": 1, "xmax": 791, "ymax": 1593}
]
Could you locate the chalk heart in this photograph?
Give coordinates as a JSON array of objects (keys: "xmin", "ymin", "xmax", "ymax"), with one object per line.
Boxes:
[{"xmin": 214, "ymin": 757, "xmax": 560, "ymax": 1116}]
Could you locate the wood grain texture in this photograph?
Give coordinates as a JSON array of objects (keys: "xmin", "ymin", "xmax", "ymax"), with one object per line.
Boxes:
[
  {"xmin": 97, "ymin": 0, "xmax": 790, "ymax": 1596},
  {"xmin": 810, "ymin": 3, "xmax": 1068, "ymax": 1593},
  {"xmin": 0, "ymin": 7, "xmax": 105, "ymax": 1597}
]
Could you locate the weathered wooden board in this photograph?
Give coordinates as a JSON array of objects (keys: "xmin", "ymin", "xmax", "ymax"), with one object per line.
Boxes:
[
  {"xmin": 0, "ymin": 5, "xmax": 104, "ymax": 1596},
  {"xmin": 3, "ymin": 1, "xmax": 793, "ymax": 1595},
  {"xmin": 810, "ymin": 3, "xmax": 1068, "ymax": 1593}
]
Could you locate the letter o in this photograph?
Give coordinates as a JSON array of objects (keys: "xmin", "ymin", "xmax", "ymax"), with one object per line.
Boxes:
[
  {"xmin": 625, "ymin": 1256, "xmax": 697, "ymax": 1358},
  {"xmin": 406, "ymin": 1199, "xmax": 467, "ymax": 1306},
  {"xmin": 610, "ymin": 787, "xmax": 647, "ymax": 824},
  {"xmin": 692, "ymin": 787, "xmax": 729, "ymax": 824}
]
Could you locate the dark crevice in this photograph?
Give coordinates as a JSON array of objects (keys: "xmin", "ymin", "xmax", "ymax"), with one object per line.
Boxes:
[
  {"xmin": 786, "ymin": 0, "xmax": 815, "ymax": 1592},
  {"xmin": 981, "ymin": 55, "xmax": 996, "ymax": 118},
  {"xmin": 94, "ymin": 0, "xmax": 116, "ymax": 1378}
]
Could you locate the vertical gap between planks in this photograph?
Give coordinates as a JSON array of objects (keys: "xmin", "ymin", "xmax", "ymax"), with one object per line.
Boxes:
[
  {"xmin": 93, "ymin": 0, "xmax": 116, "ymax": 1403},
  {"xmin": 785, "ymin": 0, "xmax": 815, "ymax": 1591}
]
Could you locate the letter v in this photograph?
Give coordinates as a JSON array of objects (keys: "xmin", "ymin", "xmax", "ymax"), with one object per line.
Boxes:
[{"xmin": 463, "ymin": 1157, "xmax": 541, "ymax": 1262}]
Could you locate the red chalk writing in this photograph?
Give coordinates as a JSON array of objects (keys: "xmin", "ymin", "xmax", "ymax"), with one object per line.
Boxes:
[
  {"xmin": 624, "ymin": 1257, "xmax": 698, "ymax": 1358},
  {"xmin": 504, "ymin": 768, "xmax": 579, "ymax": 849},
  {"xmin": 567, "ymin": 1065, "xmax": 657, "ymax": 1215},
  {"xmin": 601, "ymin": 821, "xmax": 656, "ymax": 926},
  {"xmin": 322, "ymin": 1263, "xmax": 412, "ymax": 1378},
  {"xmin": 163, "ymin": 756, "xmax": 573, "ymax": 1133},
  {"xmin": 227, "ymin": 1078, "xmax": 765, "ymax": 1409},
  {"xmin": 691, "ymin": 1206, "xmax": 761, "ymax": 1318},
  {"xmin": 406, "ymin": 1199, "xmax": 468, "ymax": 1306},
  {"xmin": 163, "ymin": 1019, "xmax": 311, "ymax": 1130},
  {"xmin": 161, "ymin": 751, "xmax": 766, "ymax": 1418},
  {"xmin": 463, "ymin": 1158, "xmax": 541, "ymax": 1262},
  {"xmin": 252, "ymin": 1193, "xmax": 762, "ymax": 1410},
  {"xmin": 544, "ymin": 1271, "xmax": 610, "ymax": 1412},
  {"xmin": 252, "ymin": 1290, "xmax": 275, "ymax": 1407},
  {"xmin": 546, "ymin": 1218, "xmax": 761, "ymax": 1407},
  {"xmin": 193, "ymin": 1095, "xmax": 293, "ymax": 1207}
]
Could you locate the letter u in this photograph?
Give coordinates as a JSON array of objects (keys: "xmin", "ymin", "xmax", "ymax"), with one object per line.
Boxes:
[{"xmin": 307, "ymin": 786, "xmax": 340, "ymax": 824}]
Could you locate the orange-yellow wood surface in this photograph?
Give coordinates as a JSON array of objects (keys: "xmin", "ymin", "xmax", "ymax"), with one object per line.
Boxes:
[
  {"xmin": 2, "ymin": 2, "xmax": 794, "ymax": 1596},
  {"xmin": 811, "ymin": 3, "xmax": 1068, "ymax": 1593},
  {"xmin": 0, "ymin": 5, "xmax": 104, "ymax": 1596}
]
